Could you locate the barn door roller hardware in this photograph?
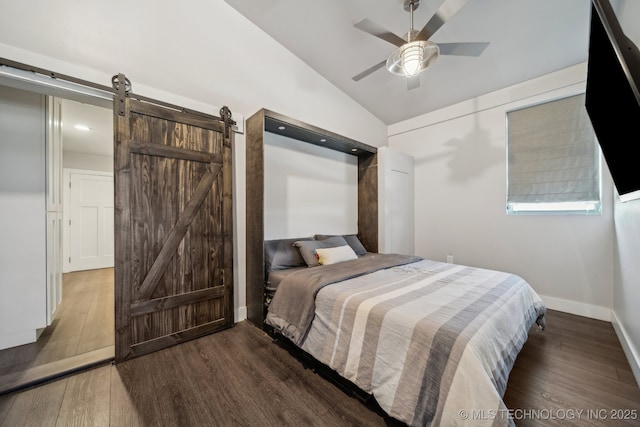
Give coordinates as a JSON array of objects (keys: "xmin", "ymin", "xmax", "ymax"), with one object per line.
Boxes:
[
  {"xmin": 111, "ymin": 74, "xmax": 131, "ymax": 116},
  {"xmin": 111, "ymin": 73, "xmax": 235, "ymax": 136},
  {"xmin": 219, "ymin": 106, "xmax": 235, "ymax": 138}
]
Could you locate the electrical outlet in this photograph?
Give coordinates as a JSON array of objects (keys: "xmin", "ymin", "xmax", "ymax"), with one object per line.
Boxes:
[{"xmin": 446, "ymin": 254, "xmax": 453, "ymax": 263}]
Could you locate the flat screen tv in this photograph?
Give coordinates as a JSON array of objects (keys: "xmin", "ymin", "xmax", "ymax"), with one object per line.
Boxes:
[{"xmin": 585, "ymin": 0, "xmax": 640, "ymax": 201}]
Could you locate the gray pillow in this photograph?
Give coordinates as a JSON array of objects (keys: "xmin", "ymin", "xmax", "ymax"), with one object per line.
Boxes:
[
  {"xmin": 264, "ymin": 237, "xmax": 312, "ymax": 274},
  {"xmin": 294, "ymin": 236, "xmax": 349, "ymax": 267},
  {"xmin": 314, "ymin": 234, "xmax": 368, "ymax": 256}
]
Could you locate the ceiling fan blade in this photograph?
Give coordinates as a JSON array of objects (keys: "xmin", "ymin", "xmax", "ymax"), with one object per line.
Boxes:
[
  {"xmin": 354, "ymin": 18, "xmax": 406, "ymax": 47},
  {"xmin": 407, "ymin": 76, "xmax": 421, "ymax": 90},
  {"xmin": 352, "ymin": 60, "xmax": 387, "ymax": 82},
  {"xmin": 437, "ymin": 42, "xmax": 489, "ymax": 56},
  {"xmin": 415, "ymin": 0, "xmax": 469, "ymax": 42}
]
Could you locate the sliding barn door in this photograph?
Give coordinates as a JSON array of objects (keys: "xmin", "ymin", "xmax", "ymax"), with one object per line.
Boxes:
[{"xmin": 114, "ymin": 82, "xmax": 234, "ymax": 362}]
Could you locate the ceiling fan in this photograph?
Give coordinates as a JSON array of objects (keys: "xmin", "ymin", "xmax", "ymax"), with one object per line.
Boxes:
[{"xmin": 352, "ymin": 0, "xmax": 489, "ymax": 89}]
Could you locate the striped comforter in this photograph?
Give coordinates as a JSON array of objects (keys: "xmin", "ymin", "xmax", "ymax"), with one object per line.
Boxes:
[{"xmin": 266, "ymin": 256, "xmax": 546, "ymax": 427}]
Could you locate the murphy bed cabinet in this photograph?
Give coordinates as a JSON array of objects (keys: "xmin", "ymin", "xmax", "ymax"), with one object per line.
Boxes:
[{"xmin": 245, "ymin": 109, "xmax": 378, "ymax": 328}]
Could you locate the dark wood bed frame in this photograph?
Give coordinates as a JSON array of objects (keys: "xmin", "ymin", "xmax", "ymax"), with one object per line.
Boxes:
[{"xmin": 245, "ymin": 109, "xmax": 379, "ymax": 328}]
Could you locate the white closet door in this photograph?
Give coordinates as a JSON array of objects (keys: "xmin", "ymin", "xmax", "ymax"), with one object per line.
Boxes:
[
  {"xmin": 68, "ymin": 171, "xmax": 114, "ymax": 271},
  {"xmin": 390, "ymin": 169, "xmax": 414, "ymax": 255},
  {"xmin": 378, "ymin": 147, "xmax": 415, "ymax": 256}
]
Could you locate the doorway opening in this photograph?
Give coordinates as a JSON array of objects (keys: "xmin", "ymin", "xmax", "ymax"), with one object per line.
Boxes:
[{"xmin": 0, "ymin": 81, "xmax": 114, "ymax": 394}]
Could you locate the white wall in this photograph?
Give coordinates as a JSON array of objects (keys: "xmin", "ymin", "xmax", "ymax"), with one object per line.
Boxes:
[
  {"xmin": 264, "ymin": 132, "xmax": 358, "ymax": 240},
  {"xmin": 612, "ymin": 198, "xmax": 640, "ymax": 384},
  {"xmin": 610, "ymin": 0, "xmax": 640, "ymax": 385},
  {"xmin": 63, "ymin": 151, "xmax": 113, "ymax": 172},
  {"xmin": 0, "ymin": 0, "xmax": 387, "ymax": 322},
  {"xmin": 0, "ymin": 85, "xmax": 47, "ymax": 349},
  {"xmin": 388, "ymin": 63, "xmax": 615, "ymax": 320},
  {"xmin": 0, "ymin": 1, "xmax": 387, "ymax": 146}
]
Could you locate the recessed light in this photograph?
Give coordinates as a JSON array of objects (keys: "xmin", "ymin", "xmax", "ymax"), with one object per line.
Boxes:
[
  {"xmin": 320, "ymin": 138, "xmax": 326, "ymax": 142},
  {"xmin": 351, "ymin": 148, "xmax": 358, "ymax": 152},
  {"xmin": 278, "ymin": 126, "xmax": 285, "ymax": 130},
  {"xmin": 74, "ymin": 124, "xmax": 92, "ymax": 131}
]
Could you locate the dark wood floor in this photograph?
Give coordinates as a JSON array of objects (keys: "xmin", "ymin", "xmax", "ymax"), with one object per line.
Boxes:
[
  {"xmin": 0, "ymin": 310, "xmax": 638, "ymax": 426},
  {"xmin": 504, "ymin": 310, "xmax": 640, "ymax": 426},
  {"xmin": 0, "ymin": 268, "xmax": 114, "ymax": 394}
]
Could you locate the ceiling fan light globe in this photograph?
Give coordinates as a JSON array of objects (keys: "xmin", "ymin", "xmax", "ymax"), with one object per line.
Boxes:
[
  {"xmin": 402, "ymin": 44, "xmax": 423, "ymax": 76},
  {"xmin": 386, "ymin": 41, "xmax": 440, "ymax": 78}
]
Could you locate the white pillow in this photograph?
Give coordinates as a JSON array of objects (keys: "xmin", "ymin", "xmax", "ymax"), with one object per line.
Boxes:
[{"xmin": 315, "ymin": 245, "xmax": 357, "ymax": 265}]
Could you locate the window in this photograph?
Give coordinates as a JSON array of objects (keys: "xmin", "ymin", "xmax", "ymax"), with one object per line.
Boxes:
[{"xmin": 506, "ymin": 94, "xmax": 601, "ymax": 215}]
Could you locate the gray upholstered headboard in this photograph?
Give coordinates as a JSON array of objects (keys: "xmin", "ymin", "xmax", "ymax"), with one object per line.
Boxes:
[{"xmin": 263, "ymin": 237, "xmax": 312, "ymax": 279}]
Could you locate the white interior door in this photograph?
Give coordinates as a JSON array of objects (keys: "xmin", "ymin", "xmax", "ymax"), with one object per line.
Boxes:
[
  {"xmin": 390, "ymin": 169, "xmax": 414, "ymax": 255},
  {"xmin": 68, "ymin": 171, "xmax": 114, "ymax": 271},
  {"xmin": 378, "ymin": 147, "xmax": 415, "ymax": 256}
]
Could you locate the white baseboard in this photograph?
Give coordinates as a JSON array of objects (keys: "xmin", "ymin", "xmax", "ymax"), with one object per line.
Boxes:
[
  {"xmin": 539, "ymin": 295, "xmax": 640, "ymax": 387},
  {"xmin": 611, "ymin": 311, "xmax": 640, "ymax": 388},
  {"xmin": 539, "ymin": 294, "xmax": 611, "ymax": 321},
  {"xmin": 235, "ymin": 305, "xmax": 247, "ymax": 323}
]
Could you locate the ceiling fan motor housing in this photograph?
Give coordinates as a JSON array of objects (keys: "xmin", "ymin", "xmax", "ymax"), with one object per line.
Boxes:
[{"xmin": 404, "ymin": 0, "xmax": 420, "ymax": 12}]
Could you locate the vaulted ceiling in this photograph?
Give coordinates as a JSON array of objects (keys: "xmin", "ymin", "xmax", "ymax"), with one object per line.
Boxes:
[{"xmin": 224, "ymin": 0, "xmax": 592, "ymax": 125}]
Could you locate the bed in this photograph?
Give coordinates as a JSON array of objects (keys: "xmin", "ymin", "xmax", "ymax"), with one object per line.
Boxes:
[{"xmin": 263, "ymin": 235, "xmax": 546, "ymax": 427}]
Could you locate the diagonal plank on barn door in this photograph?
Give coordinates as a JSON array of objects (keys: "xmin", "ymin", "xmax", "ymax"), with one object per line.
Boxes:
[
  {"xmin": 114, "ymin": 74, "xmax": 234, "ymax": 362},
  {"xmin": 134, "ymin": 161, "xmax": 222, "ymax": 303}
]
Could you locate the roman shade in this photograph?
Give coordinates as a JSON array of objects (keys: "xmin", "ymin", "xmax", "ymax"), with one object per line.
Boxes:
[{"xmin": 507, "ymin": 94, "xmax": 600, "ymax": 212}]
